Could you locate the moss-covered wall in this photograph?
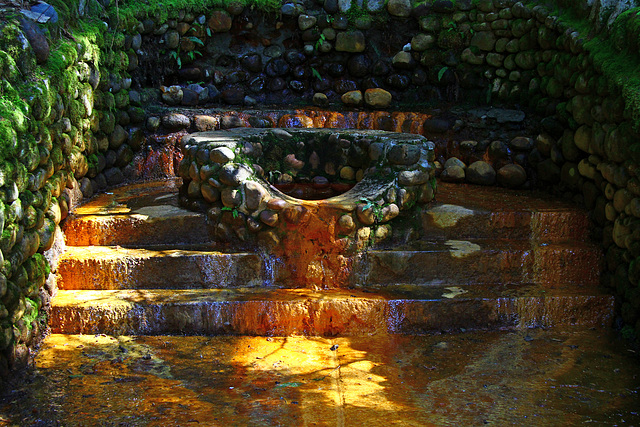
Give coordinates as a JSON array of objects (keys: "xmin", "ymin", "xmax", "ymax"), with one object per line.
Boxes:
[
  {"xmin": 0, "ymin": 7, "xmax": 145, "ymax": 376},
  {"xmin": 1, "ymin": 0, "xmax": 640, "ymax": 379}
]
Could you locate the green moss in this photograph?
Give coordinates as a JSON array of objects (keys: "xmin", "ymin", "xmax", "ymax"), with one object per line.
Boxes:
[
  {"xmin": 0, "ymin": 24, "xmax": 23, "ymax": 65},
  {"xmin": 101, "ymin": 50, "xmax": 129, "ymax": 71},
  {"xmin": 18, "ymin": 135, "xmax": 40, "ymax": 172},
  {"xmin": 15, "ymin": 162, "xmax": 28, "ymax": 192},
  {"xmin": 68, "ymin": 99, "xmax": 86, "ymax": 126},
  {"xmin": 595, "ymin": 15, "xmax": 640, "ymax": 127},
  {"xmin": 60, "ymin": 68, "xmax": 80, "ymax": 98},
  {"xmin": 22, "ymin": 78, "xmax": 55, "ymax": 122},
  {"xmin": 101, "ymin": 50, "xmax": 114, "ymax": 68},
  {"xmin": 49, "ymin": 146, "xmax": 63, "ymax": 169},
  {"xmin": 109, "ymin": 32, "xmax": 126, "ymax": 50},
  {"xmin": 39, "ymin": 183, "xmax": 53, "ymax": 210},
  {"xmin": 0, "ymin": 82, "xmax": 29, "ymax": 135},
  {"xmin": 24, "ymin": 254, "xmax": 47, "ymax": 281},
  {"xmin": 588, "ymin": 56, "xmax": 640, "ymax": 129},
  {"xmin": 111, "ymin": 0, "xmax": 280, "ymax": 26},
  {"xmin": 0, "ymin": 50, "xmax": 19, "ymax": 81},
  {"xmin": 610, "ymin": 9, "xmax": 640, "ymax": 54},
  {"xmin": 22, "ymin": 298, "xmax": 39, "ymax": 328},
  {"xmin": 544, "ymin": 4, "xmax": 640, "ymax": 131},
  {"xmin": 344, "ymin": 5, "xmax": 373, "ymax": 22},
  {"xmin": 77, "ymin": 34, "xmax": 102, "ymax": 63},
  {"xmin": 87, "ymin": 153, "xmax": 99, "ymax": 169},
  {"xmin": 114, "ymin": 90, "xmax": 130, "ymax": 109},
  {"xmin": 103, "ymin": 92, "xmax": 116, "ymax": 110},
  {"xmin": 0, "ymin": 160, "xmax": 15, "ymax": 182},
  {"xmin": 0, "ymin": 224, "xmax": 17, "ymax": 255},
  {"xmin": 117, "ymin": 51, "xmax": 130, "ymax": 71},
  {"xmin": 99, "ymin": 110, "xmax": 116, "ymax": 134},
  {"xmin": 51, "ymin": 42, "xmax": 79, "ymax": 71},
  {"xmin": 0, "ymin": 121, "xmax": 18, "ymax": 161}
]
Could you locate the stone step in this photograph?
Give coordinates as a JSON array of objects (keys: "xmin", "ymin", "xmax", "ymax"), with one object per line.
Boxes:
[
  {"xmin": 56, "ymin": 246, "xmax": 266, "ymax": 290},
  {"xmin": 56, "ymin": 240, "xmax": 601, "ymax": 290},
  {"xmin": 50, "ymin": 285, "xmax": 614, "ymax": 336},
  {"xmin": 62, "ymin": 179, "xmax": 215, "ymax": 247},
  {"xmin": 62, "ymin": 211, "xmax": 212, "ymax": 247},
  {"xmin": 358, "ymin": 239, "xmax": 602, "ymax": 287},
  {"xmin": 62, "ymin": 180, "xmax": 593, "ymax": 247},
  {"xmin": 424, "ymin": 182, "xmax": 591, "ymax": 242}
]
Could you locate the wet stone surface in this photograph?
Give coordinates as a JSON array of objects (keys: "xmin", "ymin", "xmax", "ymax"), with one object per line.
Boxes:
[{"xmin": 1, "ymin": 329, "xmax": 639, "ymax": 426}]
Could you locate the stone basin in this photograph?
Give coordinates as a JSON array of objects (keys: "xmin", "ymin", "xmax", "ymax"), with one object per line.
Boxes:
[{"xmin": 178, "ymin": 129, "xmax": 437, "ymax": 262}]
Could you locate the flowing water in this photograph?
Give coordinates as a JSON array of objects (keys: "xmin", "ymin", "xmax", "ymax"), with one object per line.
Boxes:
[{"xmin": 1, "ymin": 329, "xmax": 638, "ymax": 426}]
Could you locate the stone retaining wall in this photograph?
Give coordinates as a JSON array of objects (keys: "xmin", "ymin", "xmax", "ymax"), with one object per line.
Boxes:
[{"xmin": 1, "ymin": 0, "xmax": 640, "ymax": 378}]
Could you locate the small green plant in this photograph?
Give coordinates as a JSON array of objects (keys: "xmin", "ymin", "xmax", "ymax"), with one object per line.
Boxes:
[
  {"xmin": 221, "ymin": 206, "xmax": 239, "ymax": 219},
  {"xmin": 314, "ymin": 33, "xmax": 326, "ymax": 51},
  {"xmin": 169, "ymin": 50, "xmax": 181, "ymax": 68},
  {"xmin": 311, "ymin": 67, "xmax": 322, "ymax": 80},
  {"xmin": 186, "ymin": 50, "xmax": 202, "ymax": 61},
  {"xmin": 187, "ymin": 36, "xmax": 205, "ymax": 47},
  {"xmin": 359, "ymin": 197, "xmax": 384, "ymax": 222},
  {"xmin": 437, "ymin": 66, "xmax": 449, "ymax": 82}
]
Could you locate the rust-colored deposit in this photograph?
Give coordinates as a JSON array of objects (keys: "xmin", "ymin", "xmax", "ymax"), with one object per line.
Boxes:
[{"xmin": 271, "ymin": 202, "xmax": 354, "ymax": 288}]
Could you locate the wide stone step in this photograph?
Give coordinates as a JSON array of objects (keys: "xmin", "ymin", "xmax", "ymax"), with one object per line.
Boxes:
[
  {"xmin": 358, "ymin": 240, "xmax": 601, "ymax": 287},
  {"xmin": 57, "ymin": 246, "xmax": 266, "ymax": 290},
  {"xmin": 425, "ymin": 182, "xmax": 591, "ymax": 242},
  {"xmin": 50, "ymin": 285, "xmax": 614, "ymax": 336},
  {"xmin": 62, "ymin": 179, "xmax": 214, "ymax": 247},
  {"xmin": 57, "ymin": 240, "xmax": 601, "ymax": 290},
  {"xmin": 62, "ymin": 180, "xmax": 593, "ymax": 248},
  {"xmin": 62, "ymin": 211, "xmax": 212, "ymax": 247}
]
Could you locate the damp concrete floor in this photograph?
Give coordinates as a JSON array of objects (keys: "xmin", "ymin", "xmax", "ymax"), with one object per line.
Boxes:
[{"xmin": 1, "ymin": 328, "xmax": 639, "ymax": 426}]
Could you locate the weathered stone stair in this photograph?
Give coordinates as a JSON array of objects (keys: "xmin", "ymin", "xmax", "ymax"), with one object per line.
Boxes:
[{"xmin": 50, "ymin": 179, "xmax": 615, "ymax": 336}]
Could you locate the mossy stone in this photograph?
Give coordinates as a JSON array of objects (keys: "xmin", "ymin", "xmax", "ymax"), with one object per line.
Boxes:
[
  {"xmin": 100, "ymin": 111, "xmax": 116, "ymax": 134},
  {"xmin": 115, "ymin": 90, "xmax": 130, "ymax": 109}
]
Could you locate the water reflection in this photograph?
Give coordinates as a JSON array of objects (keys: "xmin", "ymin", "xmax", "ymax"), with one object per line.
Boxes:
[{"xmin": 2, "ymin": 330, "xmax": 639, "ymax": 425}]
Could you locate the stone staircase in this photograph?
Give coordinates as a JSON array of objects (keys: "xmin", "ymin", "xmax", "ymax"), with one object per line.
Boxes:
[{"xmin": 50, "ymin": 179, "xmax": 614, "ymax": 337}]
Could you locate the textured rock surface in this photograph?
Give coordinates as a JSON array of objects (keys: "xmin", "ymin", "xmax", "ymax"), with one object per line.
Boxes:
[{"xmin": 178, "ymin": 128, "xmax": 436, "ymax": 253}]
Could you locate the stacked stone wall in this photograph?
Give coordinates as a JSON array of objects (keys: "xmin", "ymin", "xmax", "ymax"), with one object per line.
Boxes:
[
  {"xmin": 0, "ymin": 16, "xmax": 144, "ymax": 376},
  {"xmin": 1, "ymin": 0, "xmax": 640, "ymax": 379}
]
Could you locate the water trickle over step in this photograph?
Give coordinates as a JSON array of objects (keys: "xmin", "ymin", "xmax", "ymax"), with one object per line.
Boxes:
[{"xmin": 52, "ymin": 179, "xmax": 614, "ymax": 336}]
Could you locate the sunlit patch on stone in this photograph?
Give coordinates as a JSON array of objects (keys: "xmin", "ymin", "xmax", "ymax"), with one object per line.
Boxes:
[
  {"xmin": 134, "ymin": 205, "xmax": 191, "ymax": 218},
  {"xmin": 427, "ymin": 204, "xmax": 475, "ymax": 228},
  {"xmin": 445, "ymin": 240, "xmax": 481, "ymax": 258},
  {"xmin": 442, "ymin": 286, "xmax": 467, "ymax": 299}
]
